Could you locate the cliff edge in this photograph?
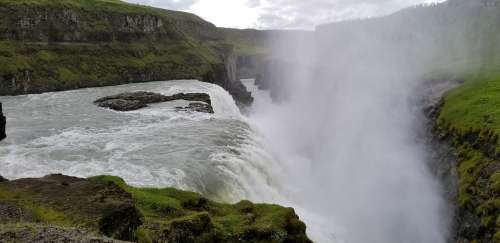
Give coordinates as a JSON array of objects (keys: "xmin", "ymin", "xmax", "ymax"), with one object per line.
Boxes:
[
  {"xmin": 0, "ymin": 174, "xmax": 312, "ymax": 243},
  {"xmin": 0, "ymin": 0, "xmax": 252, "ymax": 105}
]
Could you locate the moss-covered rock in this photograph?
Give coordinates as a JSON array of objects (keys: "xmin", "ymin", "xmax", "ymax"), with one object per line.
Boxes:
[
  {"xmin": 0, "ymin": 174, "xmax": 143, "ymax": 241},
  {"xmin": 433, "ymin": 72, "xmax": 500, "ymax": 243},
  {"xmin": 0, "ymin": 174, "xmax": 312, "ymax": 243},
  {"xmin": 90, "ymin": 175, "xmax": 312, "ymax": 243}
]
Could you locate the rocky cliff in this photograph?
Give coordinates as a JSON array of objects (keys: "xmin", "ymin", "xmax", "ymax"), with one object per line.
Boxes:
[
  {"xmin": 0, "ymin": 174, "xmax": 312, "ymax": 243},
  {"xmin": 0, "ymin": 0, "xmax": 251, "ymax": 105},
  {"xmin": 429, "ymin": 74, "xmax": 500, "ymax": 243}
]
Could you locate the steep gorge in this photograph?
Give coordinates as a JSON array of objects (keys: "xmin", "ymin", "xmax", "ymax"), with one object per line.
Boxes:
[{"xmin": 0, "ymin": 0, "xmax": 252, "ymax": 105}]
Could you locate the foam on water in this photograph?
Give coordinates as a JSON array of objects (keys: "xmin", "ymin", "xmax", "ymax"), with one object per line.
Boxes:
[
  {"xmin": 0, "ymin": 80, "xmax": 261, "ymax": 201},
  {"xmin": 0, "ymin": 79, "xmax": 338, "ymax": 242}
]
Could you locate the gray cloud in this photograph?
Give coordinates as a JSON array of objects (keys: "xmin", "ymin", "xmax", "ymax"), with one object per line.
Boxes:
[
  {"xmin": 254, "ymin": 0, "xmax": 444, "ymax": 29},
  {"xmin": 123, "ymin": 0, "xmax": 444, "ymax": 29}
]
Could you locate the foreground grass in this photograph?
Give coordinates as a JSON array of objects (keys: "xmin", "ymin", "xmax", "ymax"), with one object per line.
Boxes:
[
  {"xmin": 90, "ymin": 176, "xmax": 310, "ymax": 242},
  {"xmin": 0, "ymin": 174, "xmax": 310, "ymax": 242}
]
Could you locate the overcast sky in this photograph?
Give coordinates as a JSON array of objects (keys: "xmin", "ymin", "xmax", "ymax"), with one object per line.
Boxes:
[{"xmin": 123, "ymin": 0, "xmax": 445, "ymax": 29}]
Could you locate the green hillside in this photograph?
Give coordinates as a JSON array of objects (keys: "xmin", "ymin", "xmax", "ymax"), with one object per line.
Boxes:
[{"xmin": 0, "ymin": 0, "xmax": 255, "ymax": 104}]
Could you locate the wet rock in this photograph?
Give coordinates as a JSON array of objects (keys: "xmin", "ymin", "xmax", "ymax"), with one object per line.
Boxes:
[
  {"xmin": 94, "ymin": 92, "xmax": 213, "ymax": 113},
  {"xmin": 176, "ymin": 103, "xmax": 214, "ymax": 114},
  {"xmin": 0, "ymin": 102, "xmax": 5, "ymax": 141},
  {"xmin": 0, "ymin": 174, "xmax": 143, "ymax": 241},
  {"xmin": 97, "ymin": 99, "xmax": 147, "ymax": 111}
]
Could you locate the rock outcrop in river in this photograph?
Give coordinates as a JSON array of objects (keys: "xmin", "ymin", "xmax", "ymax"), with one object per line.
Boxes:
[
  {"xmin": 94, "ymin": 91, "xmax": 214, "ymax": 113},
  {"xmin": 0, "ymin": 174, "xmax": 312, "ymax": 243},
  {"xmin": 0, "ymin": 102, "xmax": 5, "ymax": 141}
]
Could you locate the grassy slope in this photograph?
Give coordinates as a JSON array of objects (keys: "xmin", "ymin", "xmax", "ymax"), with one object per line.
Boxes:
[
  {"xmin": 0, "ymin": 0, "xmax": 203, "ymax": 21},
  {"xmin": 0, "ymin": 0, "xmax": 225, "ymax": 95},
  {"xmin": 437, "ymin": 71, "xmax": 500, "ymax": 242},
  {"xmin": 0, "ymin": 41, "xmax": 218, "ymax": 94},
  {"xmin": 407, "ymin": 2, "xmax": 500, "ymax": 241},
  {"xmin": 0, "ymin": 175, "xmax": 310, "ymax": 242},
  {"xmin": 89, "ymin": 176, "xmax": 310, "ymax": 242}
]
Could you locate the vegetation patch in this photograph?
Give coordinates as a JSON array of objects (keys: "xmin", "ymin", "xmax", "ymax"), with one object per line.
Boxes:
[
  {"xmin": 0, "ymin": 174, "xmax": 311, "ymax": 242},
  {"xmin": 435, "ymin": 71, "xmax": 500, "ymax": 242},
  {"xmin": 89, "ymin": 175, "xmax": 312, "ymax": 242}
]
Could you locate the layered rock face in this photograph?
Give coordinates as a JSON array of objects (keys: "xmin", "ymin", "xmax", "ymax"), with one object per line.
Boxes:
[
  {"xmin": 0, "ymin": 0, "xmax": 251, "ymax": 105},
  {"xmin": 0, "ymin": 102, "xmax": 5, "ymax": 141}
]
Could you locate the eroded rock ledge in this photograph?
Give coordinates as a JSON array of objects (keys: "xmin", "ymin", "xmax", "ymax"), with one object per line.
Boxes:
[
  {"xmin": 94, "ymin": 91, "xmax": 214, "ymax": 113},
  {"xmin": 0, "ymin": 174, "xmax": 312, "ymax": 243},
  {"xmin": 428, "ymin": 101, "xmax": 499, "ymax": 243}
]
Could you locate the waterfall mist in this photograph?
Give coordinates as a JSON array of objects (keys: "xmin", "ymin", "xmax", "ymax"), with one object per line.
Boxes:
[{"xmin": 243, "ymin": 3, "xmax": 484, "ymax": 243}]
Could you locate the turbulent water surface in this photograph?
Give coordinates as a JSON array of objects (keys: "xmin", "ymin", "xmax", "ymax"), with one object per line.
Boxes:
[{"xmin": 0, "ymin": 80, "xmax": 283, "ymax": 203}]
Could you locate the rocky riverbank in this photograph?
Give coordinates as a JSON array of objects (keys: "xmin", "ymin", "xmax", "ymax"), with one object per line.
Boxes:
[{"xmin": 0, "ymin": 174, "xmax": 312, "ymax": 243}]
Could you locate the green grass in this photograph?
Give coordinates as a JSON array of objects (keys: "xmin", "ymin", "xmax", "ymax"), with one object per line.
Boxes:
[
  {"xmin": 0, "ymin": 41, "xmax": 221, "ymax": 95},
  {"xmin": 436, "ymin": 71, "xmax": 500, "ymax": 242},
  {"xmin": 438, "ymin": 72, "xmax": 500, "ymax": 143},
  {"xmin": 89, "ymin": 175, "xmax": 308, "ymax": 242},
  {"xmin": 0, "ymin": 0, "xmax": 205, "ymax": 22},
  {"xmin": 0, "ymin": 185, "xmax": 73, "ymax": 226}
]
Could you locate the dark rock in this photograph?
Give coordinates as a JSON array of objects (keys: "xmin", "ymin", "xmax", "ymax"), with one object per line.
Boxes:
[
  {"xmin": 97, "ymin": 99, "xmax": 147, "ymax": 111},
  {"xmin": 160, "ymin": 213, "xmax": 217, "ymax": 243},
  {"xmin": 0, "ymin": 174, "xmax": 143, "ymax": 241},
  {"xmin": 94, "ymin": 92, "xmax": 213, "ymax": 113},
  {"xmin": 176, "ymin": 103, "xmax": 214, "ymax": 114},
  {"xmin": 202, "ymin": 47, "xmax": 254, "ymax": 107},
  {"xmin": 0, "ymin": 203, "xmax": 34, "ymax": 224},
  {"xmin": 0, "ymin": 102, "xmax": 6, "ymax": 141},
  {"xmin": 226, "ymin": 81, "xmax": 254, "ymax": 107}
]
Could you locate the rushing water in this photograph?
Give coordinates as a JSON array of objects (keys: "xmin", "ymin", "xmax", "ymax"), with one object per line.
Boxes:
[
  {"xmin": 0, "ymin": 78, "xmax": 444, "ymax": 243},
  {"xmin": 0, "ymin": 80, "xmax": 283, "ymax": 203},
  {"xmin": 0, "ymin": 79, "xmax": 338, "ymax": 242}
]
